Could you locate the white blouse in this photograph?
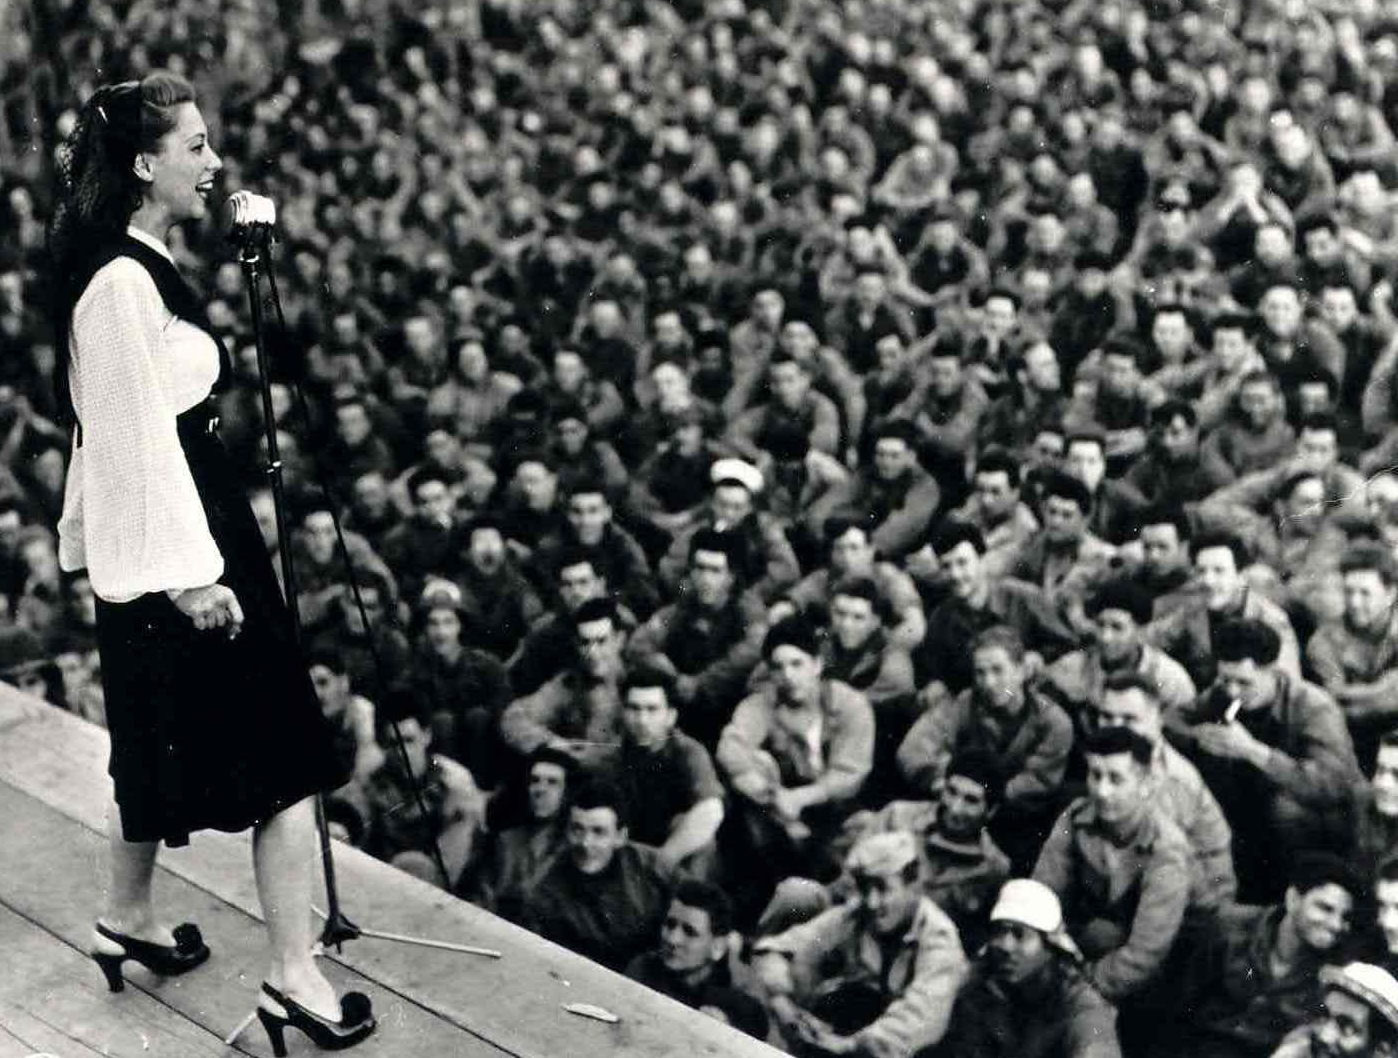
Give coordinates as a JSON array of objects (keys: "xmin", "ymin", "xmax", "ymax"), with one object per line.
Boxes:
[{"xmin": 57, "ymin": 227, "xmax": 225, "ymax": 603}]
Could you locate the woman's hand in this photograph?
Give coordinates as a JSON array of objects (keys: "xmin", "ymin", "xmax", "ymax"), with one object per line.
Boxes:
[{"xmin": 173, "ymin": 584, "xmax": 244, "ymax": 637}]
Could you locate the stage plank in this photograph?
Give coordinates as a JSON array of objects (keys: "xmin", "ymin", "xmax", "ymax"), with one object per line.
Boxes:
[
  {"xmin": 0, "ymin": 904, "xmax": 226, "ymax": 1057},
  {"xmin": 0, "ymin": 779, "xmax": 506, "ymax": 1058},
  {"xmin": 0, "ymin": 691, "xmax": 783, "ymax": 1058}
]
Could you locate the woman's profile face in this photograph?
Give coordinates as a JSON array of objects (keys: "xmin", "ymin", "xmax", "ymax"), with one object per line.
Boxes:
[{"xmin": 136, "ymin": 101, "xmax": 222, "ymax": 224}]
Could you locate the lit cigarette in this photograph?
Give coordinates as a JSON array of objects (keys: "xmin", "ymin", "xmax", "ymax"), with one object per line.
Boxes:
[{"xmin": 1223, "ymin": 699, "xmax": 1242, "ymax": 723}]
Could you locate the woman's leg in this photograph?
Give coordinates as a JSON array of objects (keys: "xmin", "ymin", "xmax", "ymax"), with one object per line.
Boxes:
[
  {"xmin": 253, "ymin": 796, "xmax": 339, "ymax": 1020},
  {"xmin": 96, "ymin": 793, "xmax": 174, "ymax": 945}
]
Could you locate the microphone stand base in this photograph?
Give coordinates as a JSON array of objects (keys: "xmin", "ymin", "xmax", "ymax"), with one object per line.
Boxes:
[{"xmin": 318, "ymin": 909, "xmax": 362, "ymax": 951}]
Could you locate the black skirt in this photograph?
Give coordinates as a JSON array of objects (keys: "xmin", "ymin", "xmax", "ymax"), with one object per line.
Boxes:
[{"xmin": 94, "ymin": 400, "xmax": 349, "ymax": 846}]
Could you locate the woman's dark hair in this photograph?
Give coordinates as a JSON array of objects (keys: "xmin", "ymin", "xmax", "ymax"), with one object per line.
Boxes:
[{"xmin": 48, "ymin": 72, "xmax": 197, "ymax": 430}]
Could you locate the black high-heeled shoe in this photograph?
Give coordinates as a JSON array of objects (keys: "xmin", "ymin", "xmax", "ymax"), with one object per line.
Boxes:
[
  {"xmin": 256, "ymin": 982, "xmax": 377, "ymax": 1057},
  {"xmin": 91, "ymin": 921, "xmax": 210, "ymax": 992}
]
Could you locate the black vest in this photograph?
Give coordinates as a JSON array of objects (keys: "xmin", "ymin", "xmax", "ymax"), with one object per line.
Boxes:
[{"xmin": 69, "ymin": 234, "xmax": 231, "ymax": 446}]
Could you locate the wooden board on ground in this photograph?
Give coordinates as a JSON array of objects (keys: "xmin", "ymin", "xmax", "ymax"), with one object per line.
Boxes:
[
  {"xmin": 0, "ymin": 778, "xmax": 505, "ymax": 1058},
  {"xmin": 0, "ymin": 689, "xmax": 783, "ymax": 1058},
  {"xmin": 0, "ymin": 902, "xmax": 229, "ymax": 1057}
]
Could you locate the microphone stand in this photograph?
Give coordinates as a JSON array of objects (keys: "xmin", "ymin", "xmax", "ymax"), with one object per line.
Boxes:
[
  {"xmin": 237, "ymin": 234, "xmax": 358, "ymax": 949},
  {"xmin": 224, "ymin": 231, "xmax": 501, "ymax": 1048}
]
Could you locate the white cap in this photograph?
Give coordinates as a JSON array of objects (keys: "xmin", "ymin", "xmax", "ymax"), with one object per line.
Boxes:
[
  {"xmin": 988, "ymin": 879, "xmax": 1082, "ymax": 960},
  {"xmin": 711, "ymin": 458, "xmax": 764, "ymax": 495},
  {"xmin": 420, "ymin": 577, "xmax": 462, "ymax": 608},
  {"xmin": 845, "ymin": 831, "xmax": 918, "ymax": 879},
  {"xmin": 989, "ymin": 879, "xmax": 1063, "ymax": 934},
  {"xmin": 1321, "ymin": 963, "xmax": 1398, "ymax": 1034}
]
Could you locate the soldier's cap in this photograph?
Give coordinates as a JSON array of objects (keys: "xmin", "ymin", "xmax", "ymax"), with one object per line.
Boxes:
[
  {"xmin": 988, "ymin": 879, "xmax": 1083, "ymax": 960},
  {"xmin": 1320, "ymin": 964, "xmax": 1398, "ymax": 1035},
  {"xmin": 844, "ymin": 831, "xmax": 917, "ymax": 879},
  {"xmin": 990, "ymin": 878, "xmax": 1062, "ymax": 933},
  {"xmin": 711, "ymin": 457, "xmax": 764, "ymax": 495}
]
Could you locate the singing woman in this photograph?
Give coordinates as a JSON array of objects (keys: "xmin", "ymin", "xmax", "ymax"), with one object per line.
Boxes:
[{"xmin": 50, "ymin": 71, "xmax": 375, "ymax": 1055}]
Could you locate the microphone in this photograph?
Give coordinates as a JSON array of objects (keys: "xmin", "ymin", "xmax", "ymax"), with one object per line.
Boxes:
[{"xmin": 220, "ymin": 190, "xmax": 277, "ymax": 245}]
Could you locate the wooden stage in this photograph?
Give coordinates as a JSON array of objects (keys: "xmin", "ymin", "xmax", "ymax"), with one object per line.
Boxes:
[{"xmin": 0, "ymin": 687, "xmax": 781, "ymax": 1058}]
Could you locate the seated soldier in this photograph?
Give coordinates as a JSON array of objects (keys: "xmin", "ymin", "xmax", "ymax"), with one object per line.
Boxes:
[
  {"xmin": 529, "ymin": 474, "xmax": 660, "ymax": 620},
  {"xmin": 1208, "ymin": 468, "xmax": 1348, "ymax": 633},
  {"xmin": 773, "ymin": 515, "xmax": 926, "ymax": 654},
  {"xmin": 1093, "ymin": 671, "xmax": 1237, "ymax": 911},
  {"xmin": 1199, "ymin": 369, "xmax": 1296, "ymax": 482},
  {"xmin": 1126, "ymin": 400, "xmax": 1235, "ymax": 509},
  {"xmin": 750, "ymin": 418, "xmax": 851, "ymax": 569},
  {"xmin": 1181, "ymin": 852, "xmax": 1365, "ymax": 1058},
  {"xmin": 594, "ymin": 665, "xmax": 725, "ymax": 877},
  {"xmin": 1033, "ymin": 727, "xmax": 1194, "ymax": 1007},
  {"xmin": 948, "ymin": 446, "xmax": 1041, "ymax": 579},
  {"xmin": 496, "ymin": 444, "xmax": 565, "ymax": 550},
  {"xmin": 308, "ymin": 567, "xmax": 413, "ymax": 699},
  {"xmin": 507, "ymin": 546, "xmax": 637, "ymax": 697},
  {"xmin": 725, "ymin": 349, "xmax": 842, "ymax": 462},
  {"xmin": 1340, "ymin": 471, "xmax": 1398, "ymax": 541},
  {"xmin": 1043, "ymin": 578, "xmax": 1197, "ymax": 745},
  {"xmin": 291, "ymin": 493, "xmax": 398, "ymax": 633},
  {"xmin": 750, "ymin": 831, "xmax": 969, "ymax": 1058},
  {"xmin": 626, "ymin": 400, "xmax": 729, "ymax": 547},
  {"xmin": 1268, "ymin": 962, "xmax": 1398, "ymax": 1058},
  {"xmin": 1308, "ymin": 545, "xmax": 1398, "ymax": 770},
  {"xmin": 1350, "ymin": 731, "xmax": 1398, "ymax": 887},
  {"xmin": 1007, "ymin": 468, "xmax": 1118, "ymax": 637},
  {"xmin": 543, "ymin": 396, "xmax": 629, "ymax": 498},
  {"xmin": 1146, "ymin": 529, "xmax": 1301, "ymax": 690},
  {"xmin": 858, "ymin": 331, "xmax": 922, "ymax": 460},
  {"xmin": 1167, "ymin": 618, "xmax": 1361, "ymax": 904},
  {"xmin": 659, "ymin": 458, "xmax": 801, "ymax": 604},
  {"xmin": 453, "ymin": 513, "xmax": 546, "ymax": 660},
  {"xmin": 626, "ymin": 880, "xmax": 754, "ymax": 1012},
  {"xmin": 409, "ymin": 591, "xmax": 510, "ymax": 782},
  {"xmin": 499, "ymin": 597, "xmax": 626, "ymax": 772},
  {"xmin": 1120, "ymin": 503, "xmax": 1196, "ymax": 613},
  {"xmin": 911, "ymin": 522, "xmax": 1079, "ymax": 699},
  {"xmin": 938, "ymin": 879, "xmax": 1122, "ymax": 1058},
  {"xmin": 805, "ymin": 418, "xmax": 943, "ymax": 560},
  {"xmin": 816, "ymin": 576, "xmax": 917, "ymax": 797},
  {"xmin": 903, "ymin": 330, "xmax": 991, "ymax": 496},
  {"xmin": 1185, "ymin": 308, "xmax": 1263, "ymax": 433},
  {"xmin": 1201, "ymin": 412, "xmax": 1369, "ymax": 535},
  {"xmin": 1060, "ymin": 428, "xmax": 1148, "ymax": 546},
  {"xmin": 898, "ymin": 625, "xmax": 1073, "ymax": 869},
  {"xmin": 625, "ymin": 527, "xmax": 767, "ymax": 747},
  {"xmin": 352, "ymin": 697, "xmax": 485, "ymax": 891},
  {"xmin": 458, "ymin": 746, "xmax": 574, "ymax": 923},
  {"xmin": 817, "ymin": 576, "xmax": 917, "ymax": 712},
  {"xmin": 379, "ymin": 464, "xmax": 461, "ymax": 605},
  {"xmin": 760, "ymin": 750, "xmax": 1012, "ymax": 952},
  {"xmin": 307, "ymin": 644, "xmax": 383, "ymax": 788},
  {"xmin": 522, "ymin": 778, "xmax": 671, "ymax": 973},
  {"xmin": 717, "ymin": 615, "xmax": 875, "ymax": 890},
  {"xmin": 976, "ymin": 340, "xmax": 1068, "ymax": 463}
]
